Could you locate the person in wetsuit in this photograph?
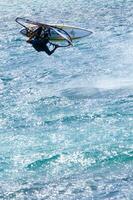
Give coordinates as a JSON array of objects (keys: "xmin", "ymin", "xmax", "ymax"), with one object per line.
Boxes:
[{"xmin": 27, "ymin": 26, "xmax": 59, "ymax": 55}]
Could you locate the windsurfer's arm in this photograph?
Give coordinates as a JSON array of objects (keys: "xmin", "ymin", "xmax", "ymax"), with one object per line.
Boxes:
[{"xmin": 27, "ymin": 26, "xmax": 43, "ymax": 43}]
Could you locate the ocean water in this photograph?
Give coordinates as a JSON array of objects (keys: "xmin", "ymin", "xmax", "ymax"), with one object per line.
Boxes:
[{"xmin": 0, "ymin": 0, "xmax": 133, "ymax": 199}]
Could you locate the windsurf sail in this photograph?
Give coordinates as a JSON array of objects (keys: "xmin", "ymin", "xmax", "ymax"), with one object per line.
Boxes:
[
  {"xmin": 15, "ymin": 17, "xmax": 49, "ymax": 28},
  {"xmin": 15, "ymin": 17, "xmax": 73, "ymax": 47},
  {"xmin": 50, "ymin": 27, "xmax": 73, "ymax": 46}
]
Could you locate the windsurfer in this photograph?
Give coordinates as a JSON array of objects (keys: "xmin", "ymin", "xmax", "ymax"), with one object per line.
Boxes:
[{"xmin": 27, "ymin": 26, "xmax": 59, "ymax": 55}]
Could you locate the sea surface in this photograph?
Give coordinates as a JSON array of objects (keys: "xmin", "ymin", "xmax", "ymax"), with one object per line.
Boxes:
[{"xmin": 0, "ymin": 0, "xmax": 133, "ymax": 199}]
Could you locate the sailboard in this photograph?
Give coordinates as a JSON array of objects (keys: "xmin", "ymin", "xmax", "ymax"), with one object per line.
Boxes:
[{"xmin": 15, "ymin": 17, "xmax": 93, "ymax": 47}]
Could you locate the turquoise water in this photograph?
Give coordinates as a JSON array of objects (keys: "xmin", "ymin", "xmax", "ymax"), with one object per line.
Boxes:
[{"xmin": 0, "ymin": 0, "xmax": 133, "ymax": 199}]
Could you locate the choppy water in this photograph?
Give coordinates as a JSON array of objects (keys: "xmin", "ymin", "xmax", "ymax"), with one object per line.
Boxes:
[{"xmin": 0, "ymin": 0, "xmax": 133, "ymax": 199}]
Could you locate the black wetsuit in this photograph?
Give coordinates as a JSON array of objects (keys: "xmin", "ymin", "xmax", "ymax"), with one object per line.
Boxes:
[{"xmin": 28, "ymin": 27, "xmax": 58, "ymax": 55}]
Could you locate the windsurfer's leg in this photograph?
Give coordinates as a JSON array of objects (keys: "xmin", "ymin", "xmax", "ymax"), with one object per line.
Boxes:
[{"xmin": 44, "ymin": 45, "xmax": 58, "ymax": 56}]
